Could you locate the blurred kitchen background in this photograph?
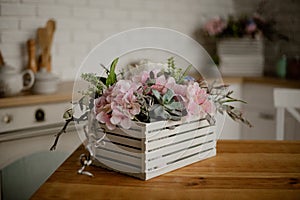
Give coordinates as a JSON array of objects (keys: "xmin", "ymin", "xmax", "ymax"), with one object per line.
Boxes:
[
  {"xmin": 0, "ymin": 0, "xmax": 299, "ymax": 199},
  {"xmin": 0, "ymin": 0, "xmax": 299, "ymax": 79}
]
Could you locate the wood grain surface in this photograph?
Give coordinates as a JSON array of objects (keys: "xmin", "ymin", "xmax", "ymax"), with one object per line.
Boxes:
[{"xmin": 31, "ymin": 140, "xmax": 300, "ymax": 200}]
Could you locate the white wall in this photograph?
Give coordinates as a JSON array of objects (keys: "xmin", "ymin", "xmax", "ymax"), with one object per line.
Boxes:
[
  {"xmin": 0, "ymin": 0, "xmax": 234, "ymax": 80},
  {"xmin": 0, "ymin": 0, "xmax": 298, "ymax": 80}
]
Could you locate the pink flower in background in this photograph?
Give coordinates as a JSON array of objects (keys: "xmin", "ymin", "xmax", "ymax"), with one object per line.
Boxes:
[
  {"xmin": 203, "ymin": 16, "xmax": 227, "ymax": 36},
  {"xmin": 246, "ymin": 20, "xmax": 257, "ymax": 34}
]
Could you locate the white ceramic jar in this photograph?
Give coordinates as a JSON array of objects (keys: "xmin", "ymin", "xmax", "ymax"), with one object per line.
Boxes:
[{"xmin": 32, "ymin": 68, "xmax": 59, "ymax": 94}]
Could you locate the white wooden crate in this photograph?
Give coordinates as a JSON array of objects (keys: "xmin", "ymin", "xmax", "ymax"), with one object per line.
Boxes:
[
  {"xmin": 217, "ymin": 38, "xmax": 264, "ymax": 77},
  {"xmin": 92, "ymin": 115, "xmax": 216, "ymax": 180}
]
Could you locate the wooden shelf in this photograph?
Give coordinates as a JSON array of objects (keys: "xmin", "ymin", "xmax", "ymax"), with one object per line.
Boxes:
[{"xmin": 0, "ymin": 81, "xmax": 74, "ymax": 108}]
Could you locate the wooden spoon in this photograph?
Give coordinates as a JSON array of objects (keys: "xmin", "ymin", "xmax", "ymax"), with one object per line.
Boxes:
[
  {"xmin": 46, "ymin": 19, "xmax": 56, "ymax": 47},
  {"xmin": 45, "ymin": 19, "xmax": 56, "ymax": 71},
  {"xmin": 37, "ymin": 27, "xmax": 48, "ymax": 69}
]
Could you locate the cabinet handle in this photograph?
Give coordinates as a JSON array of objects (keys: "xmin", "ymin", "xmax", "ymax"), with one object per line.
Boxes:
[
  {"xmin": 2, "ymin": 114, "xmax": 13, "ymax": 124},
  {"xmin": 259, "ymin": 112, "xmax": 274, "ymax": 120}
]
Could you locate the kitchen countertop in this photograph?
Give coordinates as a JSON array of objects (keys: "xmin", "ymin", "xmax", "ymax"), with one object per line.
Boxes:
[
  {"xmin": 0, "ymin": 81, "xmax": 74, "ymax": 108},
  {"xmin": 31, "ymin": 140, "xmax": 300, "ymax": 200},
  {"xmin": 1, "ymin": 77, "xmax": 299, "ymax": 108}
]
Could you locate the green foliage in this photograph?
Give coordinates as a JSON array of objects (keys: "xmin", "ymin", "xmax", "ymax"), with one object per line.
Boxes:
[
  {"xmin": 105, "ymin": 57, "xmax": 118, "ymax": 87},
  {"xmin": 81, "ymin": 58, "xmax": 119, "ymax": 98},
  {"xmin": 207, "ymin": 83, "xmax": 252, "ymax": 127},
  {"xmin": 150, "ymin": 88, "xmax": 186, "ymax": 121},
  {"xmin": 81, "ymin": 73, "xmax": 106, "ymax": 98},
  {"xmin": 166, "ymin": 57, "xmax": 192, "ymax": 84}
]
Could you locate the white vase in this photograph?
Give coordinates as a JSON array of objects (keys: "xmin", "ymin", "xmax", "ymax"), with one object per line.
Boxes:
[{"xmin": 217, "ymin": 38, "xmax": 264, "ymax": 77}]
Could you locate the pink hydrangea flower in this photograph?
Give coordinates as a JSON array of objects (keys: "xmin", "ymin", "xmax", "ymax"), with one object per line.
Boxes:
[
  {"xmin": 203, "ymin": 16, "xmax": 227, "ymax": 36},
  {"xmin": 185, "ymin": 82, "xmax": 215, "ymax": 117},
  {"xmin": 94, "ymin": 80, "xmax": 141, "ymax": 130},
  {"xmin": 132, "ymin": 69, "xmax": 160, "ymax": 84},
  {"xmin": 94, "ymin": 67, "xmax": 215, "ymax": 130}
]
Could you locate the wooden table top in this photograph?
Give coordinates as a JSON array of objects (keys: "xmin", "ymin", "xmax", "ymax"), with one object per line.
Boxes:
[{"xmin": 31, "ymin": 140, "xmax": 300, "ymax": 200}]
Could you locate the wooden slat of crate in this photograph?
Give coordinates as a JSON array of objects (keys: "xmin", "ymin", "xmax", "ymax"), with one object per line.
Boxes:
[
  {"xmin": 146, "ymin": 126, "xmax": 213, "ymax": 150},
  {"xmin": 145, "ymin": 146, "xmax": 216, "ymax": 180},
  {"xmin": 105, "ymin": 133, "xmax": 142, "ymax": 149},
  {"xmin": 95, "ymin": 147, "xmax": 141, "ymax": 166},
  {"xmin": 146, "ymin": 131, "xmax": 215, "ymax": 160},
  {"xmin": 146, "ymin": 141, "xmax": 216, "ymax": 170},
  {"xmin": 146, "ymin": 119, "xmax": 210, "ymax": 141},
  {"xmin": 99, "ymin": 140, "xmax": 142, "ymax": 154}
]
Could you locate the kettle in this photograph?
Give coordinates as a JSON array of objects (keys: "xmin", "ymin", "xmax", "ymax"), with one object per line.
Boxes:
[{"xmin": 0, "ymin": 51, "xmax": 35, "ymax": 97}]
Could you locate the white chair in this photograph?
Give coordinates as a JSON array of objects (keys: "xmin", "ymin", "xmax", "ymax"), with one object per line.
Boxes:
[{"xmin": 273, "ymin": 88, "xmax": 300, "ymax": 140}]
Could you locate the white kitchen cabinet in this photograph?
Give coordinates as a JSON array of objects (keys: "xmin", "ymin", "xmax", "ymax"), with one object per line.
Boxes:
[
  {"xmin": 0, "ymin": 102, "xmax": 83, "ymax": 200},
  {"xmin": 241, "ymin": 83, "xmax": 299, "ymax": 140},
  {"xmin": 241, "ymin": 83, "xmax": 276, "ymax": 140}
]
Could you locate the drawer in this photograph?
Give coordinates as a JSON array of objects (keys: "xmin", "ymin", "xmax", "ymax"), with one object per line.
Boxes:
[{"xmin": 0, "ymin": 102, "xmax": 70, "ymax": 133}]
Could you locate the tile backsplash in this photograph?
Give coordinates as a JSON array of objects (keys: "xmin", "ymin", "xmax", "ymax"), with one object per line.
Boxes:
[{"xmin": 0, "ymin": 0, "xmax": 298, "ymax": 80}]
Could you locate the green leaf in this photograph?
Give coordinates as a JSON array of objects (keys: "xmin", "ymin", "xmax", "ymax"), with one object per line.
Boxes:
[
  {"xmin": 180, "ymin": 64, "xmax": 192, "ymax": 82},
  {"xmin": 150, "ymin": 104, "xmax": 169, "ymax": 120},
  {"xmin": 105, "ymin": 58, "xmax": 118, "ymax": 87},
  {"xmin": 150, "ymin": 71, "xmax": 155, "ymax": 79},
  {"xmin": 146, "ymin": 78, "xmax": 155, "ymax": 86},
  {"xmin": 164, "ymin": 101, "xmax": 183, "ymax": 111},
  {"xmin": 152, "ymin": 89, "xmax": 161, "ymax": 101},
  {"xmin": 170, "ymin": 115, "xmax": 181, "ymax": 121},
  {"xmin": 162, "ymin": 89, "xmax": 174, "ymax": 103}
]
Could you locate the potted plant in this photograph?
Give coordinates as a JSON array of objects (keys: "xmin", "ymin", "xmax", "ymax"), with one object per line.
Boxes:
[
  {"xmin": 50, "ymin": 57, "xmax": 251, "ymax": 180},
  {"xmin": 202, "ymin": 2, "xmax": 288, "ymax": 76}
]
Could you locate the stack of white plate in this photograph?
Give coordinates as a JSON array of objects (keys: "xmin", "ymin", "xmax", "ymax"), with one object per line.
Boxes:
[{"xmin": 217, "ymin": 38, "xmax": 264, "ymax": 77}]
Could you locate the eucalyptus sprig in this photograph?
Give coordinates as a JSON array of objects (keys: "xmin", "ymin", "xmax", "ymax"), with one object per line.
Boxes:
[{"xmin": 207, "ymin": 83, "xmax": 252, "ymax": 127}]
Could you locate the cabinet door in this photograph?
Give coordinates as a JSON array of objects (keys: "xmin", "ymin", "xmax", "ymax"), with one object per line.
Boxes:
[
  {"xmin": 242, "ymin": 109, "xmax": 276, "ymax": 140},
  {"xmin": 242, "ymin": 83, "xmax": 276, "ymax": 139}
]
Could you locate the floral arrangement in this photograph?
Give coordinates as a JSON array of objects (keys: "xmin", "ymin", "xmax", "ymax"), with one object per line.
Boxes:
[
  {"xmin": 202, "ymin": 2, "xmax": 288, "ymax": 41},
  {"xmin": 50, "ymin": 57, "xmax": 251, "ymax": 150}
]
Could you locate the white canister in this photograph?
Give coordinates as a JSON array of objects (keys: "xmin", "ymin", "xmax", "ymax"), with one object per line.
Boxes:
[{"xmin": 32, "ymin": 68, "xmax": 59, "ymax": 94}]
